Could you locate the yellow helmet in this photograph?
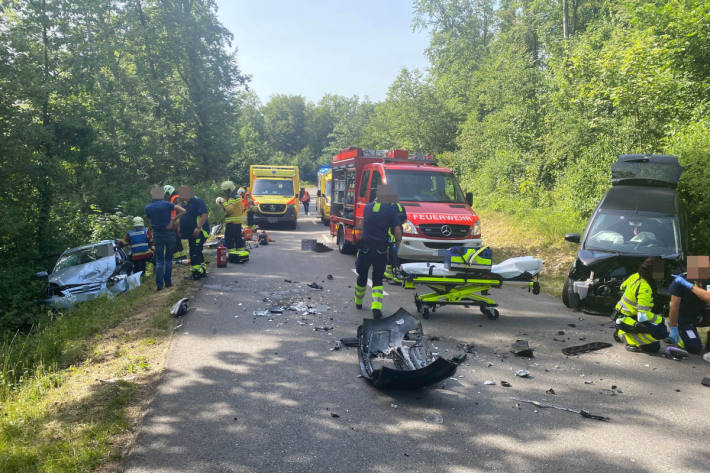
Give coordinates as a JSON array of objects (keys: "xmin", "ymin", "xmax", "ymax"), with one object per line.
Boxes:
[
  {"xmin": 132, "ymin": 216, "xmax": 145, "ymax": 226},
  {"xmin": 220, "ymin": 180, "xmax": 236, "ymax": 192}
]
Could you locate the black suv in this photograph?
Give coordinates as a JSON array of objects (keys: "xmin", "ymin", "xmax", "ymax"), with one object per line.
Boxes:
[{"xmin": 562, "ymin": 155, "xmax": 687, "ymax": 314}]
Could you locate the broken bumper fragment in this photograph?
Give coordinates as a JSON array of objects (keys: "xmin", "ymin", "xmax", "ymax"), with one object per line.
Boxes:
[{"xmin": 356, "ymin": 308, "xmax": 458, "ymax": 389}]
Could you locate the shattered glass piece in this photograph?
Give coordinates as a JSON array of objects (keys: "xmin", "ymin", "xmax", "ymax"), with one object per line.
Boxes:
[
  {"xmin": 253, "ymin": 310, "xmax": 268, "ymax": 317},
  {"xmin": 424, "ymin": 414, "xmax": 443, "ymax": 424},
  {"xmin": 501, "ymin": 380, "xmax": 512, "ymax": 387},
  {"xmin": 516, "ymin": 370, "xmax": 530, "ymax": 378},
  {"xmin": 484, "ymin": 380, "xmax": 496, "ymax": 385}
]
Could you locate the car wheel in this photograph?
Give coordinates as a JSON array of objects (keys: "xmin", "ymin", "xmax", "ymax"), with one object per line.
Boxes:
[{"xmin": 337, "ymin": 226, "xmax": 355, "ymax": 254}]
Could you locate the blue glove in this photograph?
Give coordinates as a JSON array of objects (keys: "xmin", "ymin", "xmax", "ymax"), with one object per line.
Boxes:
[
  {"xmin": 670, "ymin": 274, "xmax": 693, "ymax": 291},
  {"xmin": 668, "ymin": 326, "xmax": 680, "ymax": 344}
]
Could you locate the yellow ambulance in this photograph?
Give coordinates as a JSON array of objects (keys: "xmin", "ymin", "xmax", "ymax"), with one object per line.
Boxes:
[
  {"xmin": 248, "ymin": 165, "xmax": 300, "ymax": 229},
  {"xmin": 316, "ymin": 166, "xmax": 332, "ymax": 225}
]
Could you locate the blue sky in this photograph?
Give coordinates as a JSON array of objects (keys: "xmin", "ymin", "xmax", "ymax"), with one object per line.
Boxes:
[{"xmin": 215, "ymin": 0, "xmax": 431, "ymax": 103}]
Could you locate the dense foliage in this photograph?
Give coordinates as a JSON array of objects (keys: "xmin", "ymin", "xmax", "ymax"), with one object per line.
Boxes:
[
  {"xmin": 352, "ymin": 0, "xmax": 708, "ymax": 250},
  {"xmin": 1, "ymin": 0, "xmax": 708, "ymax": 331}
]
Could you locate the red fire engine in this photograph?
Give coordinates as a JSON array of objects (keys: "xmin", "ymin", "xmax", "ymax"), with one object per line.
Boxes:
[{"xmin": 329, "ymin": 147, "xmax": 481, "ymax": 260}]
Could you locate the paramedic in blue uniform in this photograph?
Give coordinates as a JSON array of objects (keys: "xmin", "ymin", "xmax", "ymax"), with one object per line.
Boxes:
[
  {"xmin": 145, "ymin": 189, "xmax": 185, "ymax": 290},
  {"xmin": 668, "ymin": 274, "xmax": 710, "ymax": 353},
  {"xmin": 180, "ymin": 190, "xmax": 210, "ymax": 279},
  {"xmin": 354, "ymin": 184, "xmax": 402, "ymax": 319}
]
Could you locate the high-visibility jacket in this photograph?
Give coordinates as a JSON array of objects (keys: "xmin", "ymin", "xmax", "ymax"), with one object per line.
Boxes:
[
  {"xmin": 615, "ymin": 273, "xmax": 655, "ymax": 320},
  {"xmin": 615, "ymin": 273, "xmax": 664, "ymax": 346},
  {"xmin": 168, "ymin": 194, "xmax": 180, "ymax": 230},
  {"xmin": 120, "ymin": 227, "xmax": 153, "ymax": 260},
  {"xmin": 224, "ymin": 192, "xmax": 244, "ymax": 224}
]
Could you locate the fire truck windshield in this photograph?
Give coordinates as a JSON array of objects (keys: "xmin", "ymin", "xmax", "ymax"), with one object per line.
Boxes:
[
  {"xmin": 386, "ymin": 171, "xmax": 465, "ymax": 203},
  {"xmin": 252, "ymin": 179, "xmax": 294, "ymax": 196}
]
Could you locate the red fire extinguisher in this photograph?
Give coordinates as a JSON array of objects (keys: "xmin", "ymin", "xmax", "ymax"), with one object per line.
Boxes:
[{"xmin": 217, "ymin": 243, "xmax": 227, "ymax": 268}]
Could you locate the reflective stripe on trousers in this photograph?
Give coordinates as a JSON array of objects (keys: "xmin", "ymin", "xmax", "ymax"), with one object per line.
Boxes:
[
  {"xmin": 354, "ymin": 283, "xmax": 366, "ymax": 305},
  {"xmin": 371, "ymin": 286, "xmax": 383, "ymax": 310}
]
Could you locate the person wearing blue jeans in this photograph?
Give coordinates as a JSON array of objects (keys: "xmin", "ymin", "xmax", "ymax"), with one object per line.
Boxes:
[
  {"xmin": 145, "ymin": 195, "xmax": 185, "ymax": 290},
  {"xmin": 668, "ymin": 275, "xmax": 710, "ymax": 354}
]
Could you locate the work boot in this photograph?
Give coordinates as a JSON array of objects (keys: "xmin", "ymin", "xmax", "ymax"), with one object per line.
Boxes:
[
  {"xmin": 372, "ymin": 309, "xmax": 383, "ymax": 319},
  {"xmin": 355, "ymin": 304, "xmax": 362, "ymax": 310},
  {"xmin": 625, "ymin": 344, "xmax": 640, "ymax": 353},
  {"xmin": 613, "ymin": 330, "xmax": 622, "ymax": 343}
]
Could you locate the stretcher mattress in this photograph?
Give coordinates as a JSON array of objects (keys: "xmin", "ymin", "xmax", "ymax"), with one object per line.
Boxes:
[{"xmin": 401, "ymin": 256, "xmax": 542, "ymax": 279}]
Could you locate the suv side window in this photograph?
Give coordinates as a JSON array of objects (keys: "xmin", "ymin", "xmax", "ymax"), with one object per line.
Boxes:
[
  {"xmin": 359, "ymin": 170, "xmax": 370, "ymax": 198},
  {"xmin": 370, "ymin": 171, "xmax": 382, "ymax": 202}
]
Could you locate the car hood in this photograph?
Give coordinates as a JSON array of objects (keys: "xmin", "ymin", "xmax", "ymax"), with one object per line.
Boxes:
[
  {"xmin": 403, "ymin": 202, "xmax": 478, "ymax": 226},
  {"xmin": 49, "ymin": 256, "xmax": 116, "ymax": 287}
]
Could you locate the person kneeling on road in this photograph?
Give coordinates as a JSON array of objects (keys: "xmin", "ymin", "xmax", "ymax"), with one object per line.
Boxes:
[
  {"xmin": 354, "ymin": 183, "xmax": 402, "ymax": 319},
  {"xmin": 613, "ymin": 256, "xmax": 668, "ymax": 353},
  {"xmin": 668, "ymin": 273, "xmax": 710, "ymax": 354}
]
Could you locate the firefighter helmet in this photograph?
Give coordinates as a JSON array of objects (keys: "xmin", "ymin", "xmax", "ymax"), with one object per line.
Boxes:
[{"xmin": 220, "ymin": 180, "xmax": 236, "ymax": 192}]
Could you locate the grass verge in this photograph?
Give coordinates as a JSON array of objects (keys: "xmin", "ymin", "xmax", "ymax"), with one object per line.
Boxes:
[
  {"xmin": 477, "ymin": 207, "xmax": 582, "ymax": 298},
  {"xmin": 0, "ymin": 257, "xmax": 199, "ymax": 473}
]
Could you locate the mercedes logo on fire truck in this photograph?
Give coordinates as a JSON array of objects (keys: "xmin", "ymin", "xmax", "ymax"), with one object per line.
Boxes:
[{"xmin": 440, "ymin": 225, "xmax": 453, "ymax": 237}]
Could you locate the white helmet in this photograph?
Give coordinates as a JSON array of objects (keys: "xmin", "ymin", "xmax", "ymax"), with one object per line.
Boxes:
[
  {"xmin": 132, "ymin": 216, "xmax": 145, "ymax": 226},
  {"xmin": 163, "ymin": 185, "xmax": 175, "ymax": 195},
  {"xmin": 237, "ymin": 187, "xmax": 246, "ymax": 196},
  {"xmin": 215, "ymin": 197, "xmax": 225, "ymax": 206}
]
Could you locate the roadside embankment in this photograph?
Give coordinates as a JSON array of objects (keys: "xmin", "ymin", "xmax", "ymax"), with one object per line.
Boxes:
[
  {"xmin": 477, "ymin": 208, "xmax": 581, "ymax": 298},
  {"xmin": 0, "ymin": 260, "xmax": 200, "ymax": 473}
]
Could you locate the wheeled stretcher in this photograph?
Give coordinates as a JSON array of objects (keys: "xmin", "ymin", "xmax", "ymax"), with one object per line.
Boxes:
[{"xmin": 398, "ymin": 247, "xmax": 542, "ymax": 320}]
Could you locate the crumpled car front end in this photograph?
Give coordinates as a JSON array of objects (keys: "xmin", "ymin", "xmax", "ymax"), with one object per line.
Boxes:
[{"xmin": 39, "ymin": 241, "xmax": 135, "ymax": 309}]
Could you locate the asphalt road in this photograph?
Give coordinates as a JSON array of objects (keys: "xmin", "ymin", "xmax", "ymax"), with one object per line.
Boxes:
[{"xmin": 125, "ymin": 204, "xmax": 709, "ymax": 473}]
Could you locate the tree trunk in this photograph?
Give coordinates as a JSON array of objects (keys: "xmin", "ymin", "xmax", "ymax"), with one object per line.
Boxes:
[
  {"xmin": 562, "ymin": 0, "xmax": 569, "ymax": 40},
  {"xmin": 37, "ymin": 0, "xmax": 54, "ymax": 261}
]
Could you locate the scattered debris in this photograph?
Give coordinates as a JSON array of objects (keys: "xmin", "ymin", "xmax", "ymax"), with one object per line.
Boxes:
[
  {"xmin": 664, "ymin": 346, "xmax": 689, "ymax": 360},
  {"xmin": 458, "ymin": 343, "xmax": 475, "ymax": 354},
  {"xmin": 313, "ymin": 242, "xmax": 333, "ymax": 252},
  {"xmin": 484, "ymin": 380, "xmax": 496, "ymax": 385},
  {"xmin": 170, "ymin": 298, "xmax": 190, "ymax": 317},
  {"xmin": 546, "ymin": 388, "xmax": 556, "ymax": 395},
  {"xmin": 253, "ymin": 310, "xmax": 268, "ymax": 317},
  {"xmin": 424, "ymin": 414, "xmax": 444, "ymax": 424},
  {"xmin": 511, "ymin": 340, "xmax": 534, "ymax": 358},
  {"xmin": 702, "ymin": 376, "xmax": 710, "ymax": 387},
  {"xmin": 557, "ymin": 330, "xmax": 566, "ymax": 335},
  {"xmin": 561, "ymin": 342, "xmax": 612, "ymax": 356},
  {"xmin": 513, "ymin": 398, "xmax": 609, "ymax": 421},
  {"xmin": 308, "ymin": 282, "xmax": 323, "ymax": 290},
  {"xmin": 284, "ymin": 279, "xmax": 292, "ymax": 283},
  {"xmin": 516, "ymin": 370, "xmax": 530, "ymax": 378},
  {"xmin": 501, "ymin": 380, "xmax": 512, "ymax": 387},
  {"xmin": 703, "ymin": 352, "xmax": 710, "ymax": 363},
  {"xmin": 330, "ymin": 412, "xmax": 340, "ymax": 418},
  {"xmin": 340, "ymin": 337, "xmax": 359, "ymax": 347},
  {"xmin": 269, "ymin": 307, "xmax": 283, "ymax": 314},
  {"xmin": 390, "ymin": 403, "xmax": 398, "ymax": 409},
  {"xmin": 175, "ymin": 323, "xmax": 184, "ymax": 329},
  {"xmin": 327, "ymin": 274, "xmax": 334, "ymax": 280},
  {"xmin": 451, "ymin": 354, "xmax": 467, "ymax": 364},
  {"xmin": 357, "ymin": 308, "xmax": 458, "ymax": 389},
  {"xmin": 330, "ymin": 341, "xmax": 342, "ymax": 351},
  {"xmin": 568, "ymin": 323, "xmax": 577, "ymax": 328},
  {"xmin": 314, "ymin": 326, "xmax": 333, "ymax": 332}
]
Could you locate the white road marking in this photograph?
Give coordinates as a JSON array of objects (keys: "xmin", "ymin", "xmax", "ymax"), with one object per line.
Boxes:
[{"xmin": 351, "ymin": 269, "xmax": 389, "ymax": 296}]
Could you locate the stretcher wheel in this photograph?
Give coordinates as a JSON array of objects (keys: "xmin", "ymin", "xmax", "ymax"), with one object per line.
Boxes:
[
  {"xmin": 532, "ymin": 281, "xmax": 540, "ymax": 295},
  {"xmin": 422, "ymin": 307, "xmax": 430, "ymax": 319},
  {"xmin": 482, "ymin": 307, "xmax": 499, "ymax": 320}
]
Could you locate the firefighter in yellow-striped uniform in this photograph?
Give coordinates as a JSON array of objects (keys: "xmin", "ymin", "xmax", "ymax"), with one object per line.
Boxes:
[
  {"xmin": 218, "ymin": 181, "xmax": 249, "ymax": 264},
  {"xmin": 613, "ymin": 256, "xmax": 669, "ymax": 353},
  {"xmin": 354, "ymin": 184, "xmax": 402, "ymax": 319}
]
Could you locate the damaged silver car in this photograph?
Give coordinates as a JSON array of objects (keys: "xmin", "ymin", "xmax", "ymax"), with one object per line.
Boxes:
[{"xmin": 36, "ymin": 240, "xmax": 139, "ymax": 309}]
